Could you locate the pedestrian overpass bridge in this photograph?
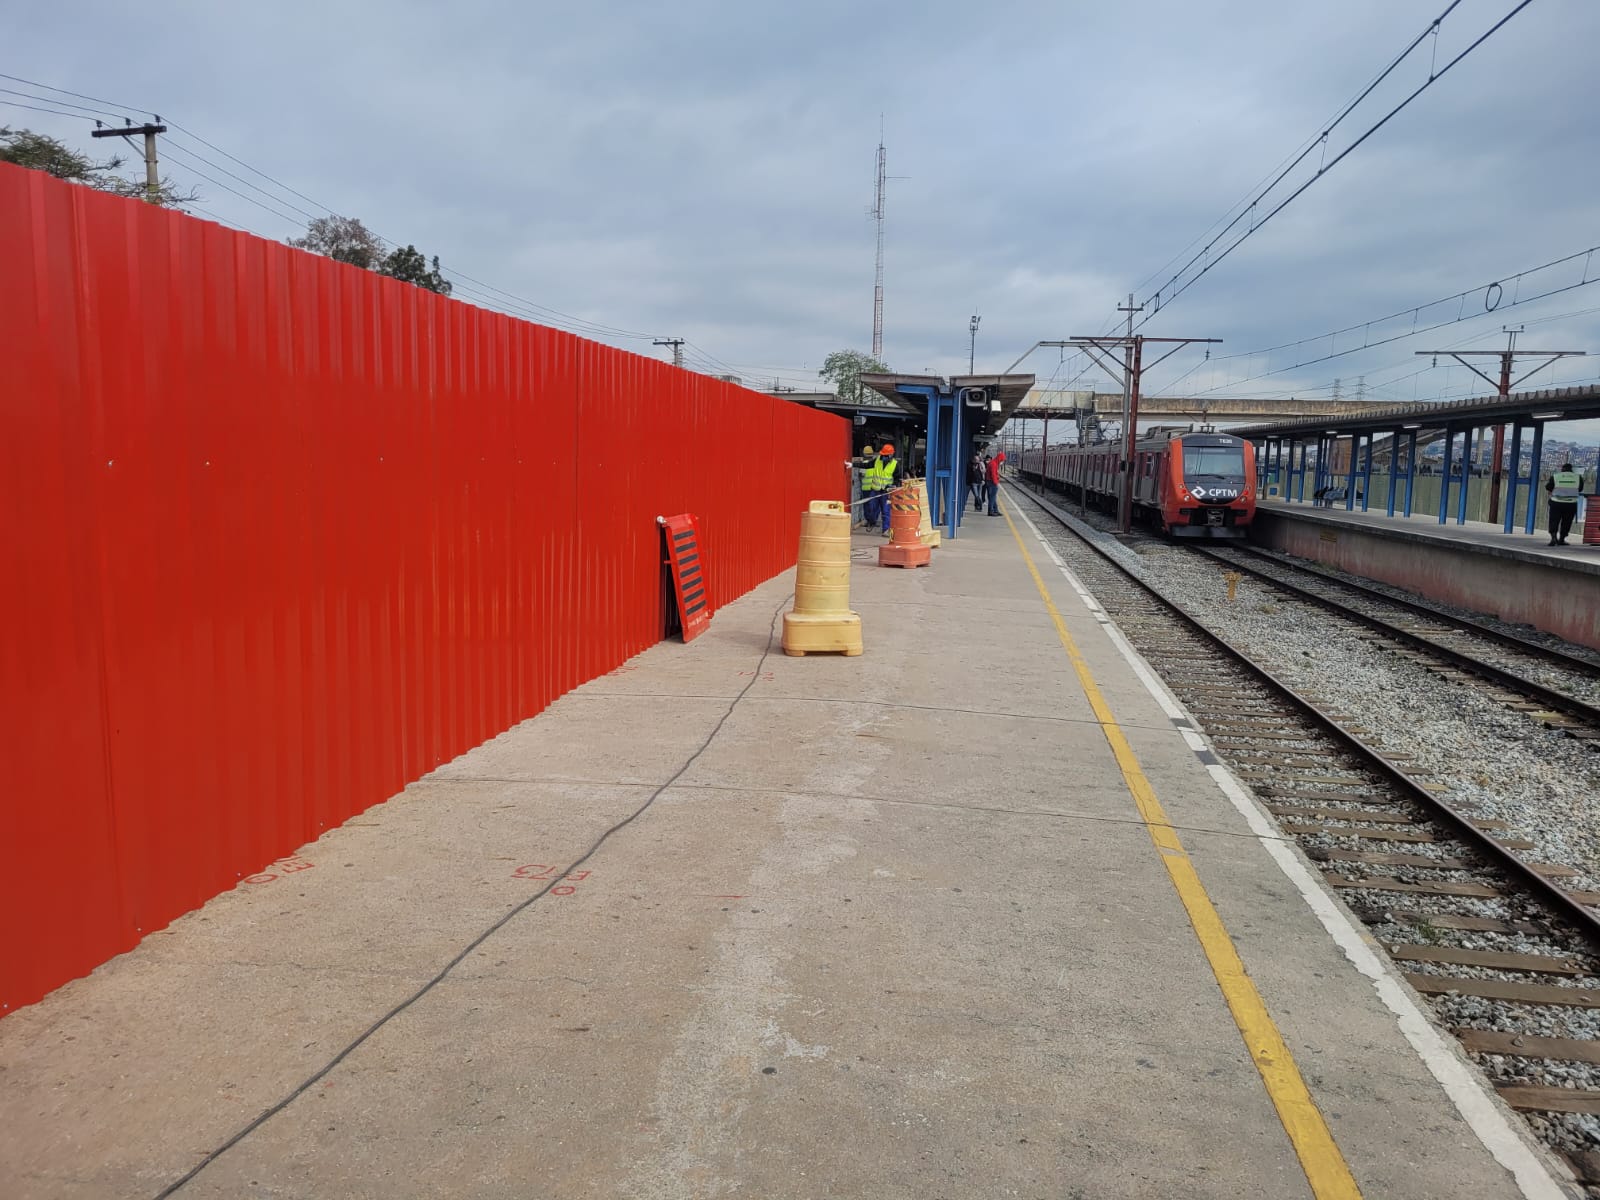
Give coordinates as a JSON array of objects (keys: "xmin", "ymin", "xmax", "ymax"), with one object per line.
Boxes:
[{"xmin": 1016, "ymin": 390, "xmax": 1400, "ymax": 423}]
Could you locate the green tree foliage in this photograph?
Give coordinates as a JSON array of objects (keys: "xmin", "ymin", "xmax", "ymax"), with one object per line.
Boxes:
[
  {"xmin": 820, "ymin": 349, "xmax": 890, "ymax": 403},
  {"xmin": 0, "ymin": 126, "xmax": 197, "ymax": 207},
  {"xmin": 379, "ymin": 244, "xmax": 453, "ymax": 295},
  {"xmin": 287, "ymin": 216, "xmax": 452, "ymax": 295},
  {"xmin": 287, "ymin": 214, "xmax": 386, "ymax": 270}
]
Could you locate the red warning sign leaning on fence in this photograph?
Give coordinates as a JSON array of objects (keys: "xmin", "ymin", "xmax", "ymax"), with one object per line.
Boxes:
[{"xmin": 660, "ymin": 514, "xmax": 712, "ymax": 642}]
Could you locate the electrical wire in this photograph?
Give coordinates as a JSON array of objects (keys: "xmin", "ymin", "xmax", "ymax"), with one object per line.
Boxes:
[
  {"xmin": 2, "ymin": 71, "xmax": 670, "ymax": 344},
  {"xmin": 0, "ymin": 98, "xmax": 102, "ymax": 122},
  {"xmin": 1150, "ymin": 241, "xmax": 1599, "ymax": 396},
  {"xmin": 1133, "ymin": 0, "xmax": 1535, "ymax": 333},
  {"xmin": 0, "ymin": 86, "xmax": 128, "ymax": 122},
  {"xmin": 160, "ymin": 139, "xmax": 324, "ymax": 224},
  {"xmin": 2, "ymin": 72, "xmax": 807, "ymax": 377},
  {"xmin": 155, "ymin": 143, "xmax": 310, "ymax": 227},
  {"xmin": 0, "ymin": 72, "xmax": 146, "ymax": 120},
  {"xmin": 1132, "ymin": 2, "xmax": 1467, "ymax": 322}
]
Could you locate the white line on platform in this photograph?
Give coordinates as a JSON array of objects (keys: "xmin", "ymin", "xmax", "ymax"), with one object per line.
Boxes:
[{"xmin": 1007, "ymin": 490, "xmax": 1572, "ymax": 1200}]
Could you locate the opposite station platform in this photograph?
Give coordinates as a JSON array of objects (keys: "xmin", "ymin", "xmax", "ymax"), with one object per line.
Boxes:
[
  {"xmin": 0, "ymin": 495, "xmax": 1570, "ymax": 1199},
  {"xmin": 1252, "ymin": 498, "xmax": 1600, "ymax": 653}
]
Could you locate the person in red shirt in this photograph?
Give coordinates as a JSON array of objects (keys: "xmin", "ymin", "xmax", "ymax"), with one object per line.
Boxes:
[{"xmin": 985, "ymin": 448, "xmax": 1006, "ymax": 515}]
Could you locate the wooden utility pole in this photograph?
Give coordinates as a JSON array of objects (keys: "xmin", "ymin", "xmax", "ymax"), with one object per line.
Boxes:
[
  {"xmin": 92, "ymin": 120, "xmax": 168, "ymax": 204},
  {"xmin": 1415, "ymin": 331, "xmax": 1585, "ymax": 522},
  {"xmin": 1064, "ymin": 329, "xmax": 1222, "ymax": 532}
]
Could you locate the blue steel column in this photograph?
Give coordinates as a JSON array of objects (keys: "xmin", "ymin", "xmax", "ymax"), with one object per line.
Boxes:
[
  {"xmin": 1294, "ymin": 439, "xmax": 1307, "ymax": 501},
  {"xmin": 1505, "ymin": 421, "xmax": 1526, "ymax": 533},
  {"xmin": 1438, "ymin": 427, "xmax": 1455, "ymax": 524},
  {"xmin": 947, "ymin": 389, "xmax": 963, "ymax": 537},
  {"xmin": 1403, "ymin": 430, "xmax": 1417, "ymax": 517},
  {"xmin": 1456, "ymin": 427, "xmax": 1473, "ymax": 525},
  {"xmin": 1344, "ymin": 435, "xmax": 1360, "ymax": 510},
  {"xmin": 932, "ymin": 386, "xmax": 962, "ymax": 540},
  {"xmin": 1385, "ymin": 428, "xmax": 1400, "ymax": 516},
  {"xmin": 925, "ymin": 386, "xmax": 943, "ymax": 534},
  {"xmin": 1360, "ymin": 433, "xmax": 1374, "ymax": 511},
  {"xmin": 1526, "ymin": 422, "xmax": 1545, "ymax": 535}
]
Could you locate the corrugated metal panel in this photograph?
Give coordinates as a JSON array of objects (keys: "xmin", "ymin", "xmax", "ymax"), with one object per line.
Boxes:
[{"xmin": 0, "ymin": 163, "xmax": 848, "ymax": 1014}]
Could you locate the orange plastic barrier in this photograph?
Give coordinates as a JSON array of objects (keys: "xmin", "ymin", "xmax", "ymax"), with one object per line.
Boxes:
[{"xmin": 879, "ymin": 486, "xmax": 932, "ymax": 568}]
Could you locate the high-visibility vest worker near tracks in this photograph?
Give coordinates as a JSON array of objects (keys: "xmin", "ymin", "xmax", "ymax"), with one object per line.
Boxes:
[
  {"xmin": 862, "ymin": 443, "xmax": 902, "ymax": 534},
  {"xmin": 862, "ymin": 454, "xmax": 898, "ymax": 493},
  {"xmin": 1545, "ymin": 463, "xmax": 1585, "ymax": 546}
]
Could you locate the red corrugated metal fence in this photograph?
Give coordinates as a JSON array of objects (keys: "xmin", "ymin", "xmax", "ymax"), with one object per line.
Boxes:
[{"xmin": 0, "ymin": 163, "xmax": 848, "ymax": 1014}]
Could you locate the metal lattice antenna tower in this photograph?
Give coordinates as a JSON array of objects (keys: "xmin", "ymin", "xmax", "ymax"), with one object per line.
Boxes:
[{"xmin": 870, "ymin": 133, "xmax": 886, "ymax": 359}]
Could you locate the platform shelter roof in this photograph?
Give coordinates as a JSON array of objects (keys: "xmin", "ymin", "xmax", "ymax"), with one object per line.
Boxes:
[
  {"xmin": 1227, "ymin": 384, "xmax": 1600, "ymax": 441},
  {"xmin": 857, "ymin": 373, "xmax": 1036, "ymax": 432}
]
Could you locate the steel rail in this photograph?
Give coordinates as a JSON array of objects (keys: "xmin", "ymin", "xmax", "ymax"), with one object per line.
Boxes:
[
  {"xmin": 1221, "ymin": 542, "xmax": 1600, "ymax": 680},
  {"xmin": 1189, "ymin": 545, "xmax": 1600, "ymax": 732},
  {"xmin": 1015, "ymin": 484, "xmax": 1600, "ymax": 957}
]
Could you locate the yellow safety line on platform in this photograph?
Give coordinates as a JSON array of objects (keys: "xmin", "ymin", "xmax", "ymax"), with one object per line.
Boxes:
[{"xmin": 1001, "ymin": 508, "xmax": 1362, "ymax": 1200}]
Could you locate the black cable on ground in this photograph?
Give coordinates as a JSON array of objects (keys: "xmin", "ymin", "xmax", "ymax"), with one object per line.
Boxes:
[{"xmin": 152, "ymin": 596, "xmax": 793, "ymax": 1198}]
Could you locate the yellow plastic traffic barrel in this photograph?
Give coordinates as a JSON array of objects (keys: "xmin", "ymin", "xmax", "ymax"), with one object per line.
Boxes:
[
  {"xmin": 914, "ymin": 478, "xmax": 941, "ymax": 548},
  {"xmin": 782, "ymin": 502, "xmax": 864, "ymax": 656}
]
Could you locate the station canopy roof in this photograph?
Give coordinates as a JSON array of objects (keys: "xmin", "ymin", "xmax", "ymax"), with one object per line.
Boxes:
[
  {"xmin": 1227, "ymin": 383, "xmax": 1600, "ymax": 440},
  {"xmin": 857, "ymin": 373, "xmax": 1037, "ymax": 427}
]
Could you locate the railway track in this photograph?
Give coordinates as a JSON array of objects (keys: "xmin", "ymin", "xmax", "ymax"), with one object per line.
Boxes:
[
  {"xmin": 1191, "ymin": 542, "xmax": 1600, "ymax": 748},
  {"xmin": 1009, "ymin": 483, "xmax": 1600, "ymax": 1190}
]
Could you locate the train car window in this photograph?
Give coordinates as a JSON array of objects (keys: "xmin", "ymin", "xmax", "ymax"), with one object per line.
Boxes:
[{"xmin": 1183, "ymin": 444, "xmax": 1246, "ymax": 478}]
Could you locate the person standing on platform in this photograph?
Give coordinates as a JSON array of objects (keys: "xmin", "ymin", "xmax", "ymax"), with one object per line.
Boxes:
[
  {"xmin": 870, "ymin": 442, "xmax": 903, "ymax": 534},
  {"xmin": 853, "ymin": 443, "xmax": 876, "ymax": 527},
  {"xmin": 1546, "ymin": 462, "xmax": 1584, "ymax": 545},
  {"xmin": 966, "ymin": 451, "xmax": 985, "ymax": 514},
  {"xmin": 986, "ymin": 448, "xmax": 1007, "ymax": 516}
]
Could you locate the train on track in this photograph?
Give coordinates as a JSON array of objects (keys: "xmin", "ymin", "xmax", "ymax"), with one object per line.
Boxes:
[{"xmin": 1017, "ymin": 429, "xmax": 1257, "ymax": 538}]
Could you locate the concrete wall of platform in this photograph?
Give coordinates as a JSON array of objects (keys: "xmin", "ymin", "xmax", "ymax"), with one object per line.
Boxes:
[{"xmin": 1252, "ymin": 508, "xmax": 1600, "ymax": 652}]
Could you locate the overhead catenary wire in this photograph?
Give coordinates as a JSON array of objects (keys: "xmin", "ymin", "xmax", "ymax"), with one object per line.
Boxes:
[
  {"xmin": 1132, "ymin": 2, "xmax": 1468, "ymax": 322},
  {"xmin": 1132, "ymin": 0, "xmax": 1535, "ymax": 334},
  {"xmin": 1147, "ymin": 241, "xmax": 1600, "ymax": 397}
]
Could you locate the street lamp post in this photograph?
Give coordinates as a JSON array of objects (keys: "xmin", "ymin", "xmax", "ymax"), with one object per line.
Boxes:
[{"xmin": 969, "ymin": 314, "xmax": 981, "ymax": 373}]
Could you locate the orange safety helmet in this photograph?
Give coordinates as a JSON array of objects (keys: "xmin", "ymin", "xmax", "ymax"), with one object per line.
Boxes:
[{"xmin": 880, "ymin": 443, "xmax": 895, "ymax": 455}]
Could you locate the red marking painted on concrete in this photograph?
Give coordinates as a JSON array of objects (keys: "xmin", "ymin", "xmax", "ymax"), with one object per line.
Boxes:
[
  {"xmin": 511, "ymin": 865, "xmax": 593, "ymax": 897},
  {"xmin": 242, "ymin": 857, "xmax": 315, "ymax": 885}
]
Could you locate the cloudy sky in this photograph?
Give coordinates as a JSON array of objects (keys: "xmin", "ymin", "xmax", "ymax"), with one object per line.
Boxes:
[{"xmin": 8, "ymin": 0, "xmax": 1600, "ymax": 439}]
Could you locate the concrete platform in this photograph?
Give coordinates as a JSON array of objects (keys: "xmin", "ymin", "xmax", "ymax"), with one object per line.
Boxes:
[
  {"xmin": 0, "ymin": 502, "xmax": 1566, "ymax": 1199},
  {"xmin": 1253, "ymin": 499, "xmax": 1599, "ymax": 651}
]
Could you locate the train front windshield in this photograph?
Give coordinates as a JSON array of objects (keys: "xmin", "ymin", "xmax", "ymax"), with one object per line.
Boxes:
[{"xmin": 1182, "ymin": 444, "xmax": 1245, "ymax": 479}]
